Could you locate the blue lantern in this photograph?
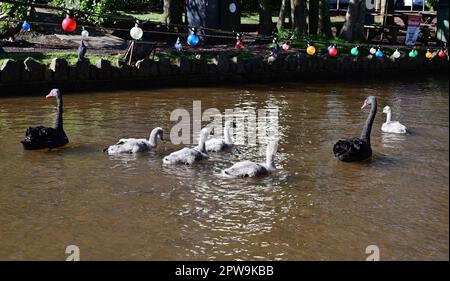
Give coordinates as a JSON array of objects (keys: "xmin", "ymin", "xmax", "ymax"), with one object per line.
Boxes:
[
  {"xmin": 187, "ymin": 34, "xmax": 199, "ymax": 46},
  {"xmin": 22, "ymin": 21, "xmax": 30, "ymax": 31},
  {"xmin": 375, "ymin": 49, "xmax": 383, "ymax": 58}
]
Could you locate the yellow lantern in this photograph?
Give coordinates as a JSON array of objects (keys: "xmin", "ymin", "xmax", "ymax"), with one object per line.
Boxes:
[
  {"xmin": 425, "ymin": 50, "xmax": 433, "ymax": 59},
  {"xmin": 307, "ymin": 45, "xmax": 316, "ymax": 56}
]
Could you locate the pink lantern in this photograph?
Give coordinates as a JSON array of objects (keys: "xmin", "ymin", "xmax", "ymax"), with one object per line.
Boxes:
[
  {"xmin": 328, "ymin": 46, "xmax": 338, "ymax": 57},
  {"xmin": 282, "ymin": 43, "xmax": 290, "ymax": 51}
]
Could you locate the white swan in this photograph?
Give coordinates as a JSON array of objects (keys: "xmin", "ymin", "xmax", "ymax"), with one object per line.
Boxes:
[
  {"xmin": 222, "ymin": 140, "xmax": 278, "ymax": 178},
  {"xmin": 162, "ymin": 128, "xmax": 209, "ymax": 165},
  {"xmin": 205, "ymin": 121, "xmax": 235, "ymax": 152},
  {"xmin": 381, "ymin": 106, "xmax": 407, "ymax": 134},
  {"xmin": 105, "ymin": 127, "xmax": 164, "ymax": 154}
]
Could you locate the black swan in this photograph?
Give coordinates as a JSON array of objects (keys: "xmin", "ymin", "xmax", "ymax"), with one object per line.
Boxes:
[
  {"xmin": 333, "ymin": 96, "xmax": 377, "ymax": 162},
  {"xmin": 21, "ymin": 89, "xmax": 69, "ymax": 150}
]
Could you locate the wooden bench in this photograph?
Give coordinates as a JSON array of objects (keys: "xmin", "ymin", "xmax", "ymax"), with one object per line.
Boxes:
[
  {"xmin": 364, "ymin": 24, "xmax": 402, "ymax": 44},
  {"xmin": 364, "ymin": 23, "xmax": 434, "ymax": 45}
]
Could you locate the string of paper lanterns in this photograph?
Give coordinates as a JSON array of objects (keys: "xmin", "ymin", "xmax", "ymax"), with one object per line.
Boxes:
[
  {"xmin": 6, "ymin": 0, "xmax": 447, "ymax": 62},
  {"xmin": 12, "ymin": 9, "xmax": 449, "ymax": 63}
]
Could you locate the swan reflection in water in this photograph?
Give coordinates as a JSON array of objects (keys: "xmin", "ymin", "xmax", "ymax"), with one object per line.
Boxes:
[{"xmin": 381, "ymin": 133, "xmax": 407, "ymax": 149}]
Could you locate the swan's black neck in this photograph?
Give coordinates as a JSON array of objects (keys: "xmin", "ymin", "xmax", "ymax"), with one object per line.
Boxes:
[
  {"xmin": 360, "ymin": 98, "xmax": 377, "ymax": 145},
  {"xmin": 55, "ymin": 94, "xmax": 64, "ymax": 132}
]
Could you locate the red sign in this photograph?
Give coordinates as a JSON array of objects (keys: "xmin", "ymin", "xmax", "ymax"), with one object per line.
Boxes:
[{"xmin": 407, "ymin": 15, "xmax": 421, "ymax": 28}]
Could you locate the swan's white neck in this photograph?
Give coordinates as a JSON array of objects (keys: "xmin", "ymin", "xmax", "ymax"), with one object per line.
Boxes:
[
  {"xmin": 385, "ymin": 111, "xmax": 392, "ymax": 123},
  {"xmin": 265, "ymin": 143, "xmax": 277, "ymax": 170},
  {"xmin": 149, "ymin": 129, "xmax": 160, "ymax": 146},
  {"xmin": 197, "ymin": 130, "xmax": 208, "ymax": 154},
  {"xmin": 224, "ymin": 122, "xmax": 233, "ymax": 144}
]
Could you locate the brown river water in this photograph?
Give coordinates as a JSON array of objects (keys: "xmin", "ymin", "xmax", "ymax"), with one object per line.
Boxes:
[{"xmin": 0, "ymin": 78, "xmax": 448, "ymax": 260}]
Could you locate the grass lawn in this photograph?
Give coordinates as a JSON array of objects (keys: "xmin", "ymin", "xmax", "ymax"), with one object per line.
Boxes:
[
  {"xmin": 118, "ymin": 11, "xmax": 352, "ymax": 25},
  {"xmin": 0, "ymin": 52, "xmax": 124, "ymax": 66},
  {"xmin": 118, "ymin": 11, "xmax": 280, "ymax": 25},
  {"xmin": 119, "ymin": 11, "xmax": 166, "ymax": 23}
]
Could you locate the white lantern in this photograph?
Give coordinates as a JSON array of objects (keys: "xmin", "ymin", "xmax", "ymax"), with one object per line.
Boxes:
[
  {"xmin": 370, "ymin": 47, "xmax": 377, "ymax": 55},
  {"xmin": 392, "ymin": 50, "xmax": 401, "ymax": 59},
  {"xmin": 130, "ymin": 24, "xmax": 143, "ymax": 40},
  {"xmin": 81, "ymin": 27, "xmax": 89, "ymax": 38}
]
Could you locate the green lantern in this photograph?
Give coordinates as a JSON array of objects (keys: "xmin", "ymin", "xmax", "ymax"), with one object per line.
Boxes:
[
  {"xmin": 409, "ymin": 49, "xmax": 418, "ymax": 58},
  {"xmin": 351, "ymin": 46, "xmax": 359, "ymax": 56}
]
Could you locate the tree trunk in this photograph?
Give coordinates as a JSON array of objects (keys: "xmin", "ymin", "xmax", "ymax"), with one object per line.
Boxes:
[
  {"xmin": 259, "ymin": 0, "xmax": 273, "ymax": 35},
  {"xmin": 277, "ymin": 0, "xmax": 290, "ymax": 31},
  {"xmin": 318, "ymin": 0, "xmax": 332, "ymax": 37},
  {"xmin": 308, "ymin": 0, "xmax": 319, "ymax": 35},
  {"xmin": 339, "ymin": 0, "xmax": 367, "ymax": 41},
  {"xmin": 163, "ymin": 0, "xmax": 183, "ymax": 25},
  {"xmin": 381, "ymin": 0, "xmax": 395, "ymax": 26},
  {"xmin": 291, "ymin": 0, "xmax": 307, "ymax": 35}
]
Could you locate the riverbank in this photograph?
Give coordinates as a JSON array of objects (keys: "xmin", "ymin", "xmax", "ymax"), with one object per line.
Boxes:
[{"xmin": 0, "ymin": 50, "xmax": 448, "ymax": 96}]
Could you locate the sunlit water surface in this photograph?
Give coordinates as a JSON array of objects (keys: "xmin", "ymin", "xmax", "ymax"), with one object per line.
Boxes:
[{"xmin": 0, "ymin": 78, "xmax": 448, "ymax": 260}]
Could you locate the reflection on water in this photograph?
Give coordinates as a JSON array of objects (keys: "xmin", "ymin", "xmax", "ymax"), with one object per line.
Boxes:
[
  {"xmin": 381, "ymin": 133, "xmax": 408, "ymax": 148},
  {"xmin": 0, "ymin": 79, "xmax": 448, "ymax": 260}
]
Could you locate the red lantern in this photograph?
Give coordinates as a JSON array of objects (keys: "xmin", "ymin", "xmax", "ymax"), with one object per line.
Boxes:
[
  {"xmin": 62, "ymin": 16, "xmax": 77, "ymax": 33},
  {"xmin": 438, "ymin": 50, "xmax": 446, "ymax": 58},
  {"xmin": 236, "ymin": 40, "xmax": 244, "ymax": 49},
  {"xmin": 328, "ymin": 46, "xmax": 338, "ymax": 57}
]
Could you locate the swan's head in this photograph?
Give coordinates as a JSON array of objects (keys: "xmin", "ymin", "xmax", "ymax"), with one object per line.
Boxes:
[
  {"xmin": 383, "ymin": 106, "xmax": 391, "ymax": 114},
  {"xmin": 266, "ymin": 140, "xmax": 279, "ymax": 168},
  {"xmin": 199, "ymin": 127, "xmax": 210, "ymax": 142},
  {"xmin": 46, "ymin": 89, "xmax": 60, "ymax": 98},
  {"xmin": 361, "ymin": 96, "xmax": 377, "ymax": 110},
  {"xmin": 152, "ymin": 127, "xmax": 164, "ymax": 141},
  {"xmin": 225, "ymin": 120, "xmax": 237, "ymax": 129},
  {"xmin": 267, "ymin": 140, "xmax": 279, "ymax": 156}
]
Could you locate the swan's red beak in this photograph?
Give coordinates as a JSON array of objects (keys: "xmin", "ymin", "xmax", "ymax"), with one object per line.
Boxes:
[{"xmin": 361, "ymin": 100, "xmax": 369, "ymax": 110}]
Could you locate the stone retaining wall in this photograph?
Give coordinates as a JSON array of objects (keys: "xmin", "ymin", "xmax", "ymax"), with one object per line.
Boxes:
[{"xmin": 0, "ymin": 53, "xmax": 448, "ymax": 95}]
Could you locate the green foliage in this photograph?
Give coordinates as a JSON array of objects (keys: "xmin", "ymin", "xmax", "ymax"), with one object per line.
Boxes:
[
  {"xmin": 50, "ymin": 0, "xmax": 120, "ymax": 24},
  {"xmin": 426, "ymin": 0, "xmax": 449, "ymax": 9},
  {"xmin": 0, "ymin": 0, "xmax": 32, "ymax": 20}
]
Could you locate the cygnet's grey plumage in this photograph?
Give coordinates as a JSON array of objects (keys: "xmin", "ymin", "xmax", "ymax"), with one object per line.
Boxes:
[
  {"xmin": 105, "ymin": 127, "xmax": 163, "ymax": 154},
  {"xmin": 222, "ymin": 140, "xmax": 278, "ymax": 178},
  {"xmin": 205, "ymin": 121, "xmax": 235, "ymax": 152},
  {"xmin": 162, "ymin": 128, "xmax": 209, "ymax": 165}
]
